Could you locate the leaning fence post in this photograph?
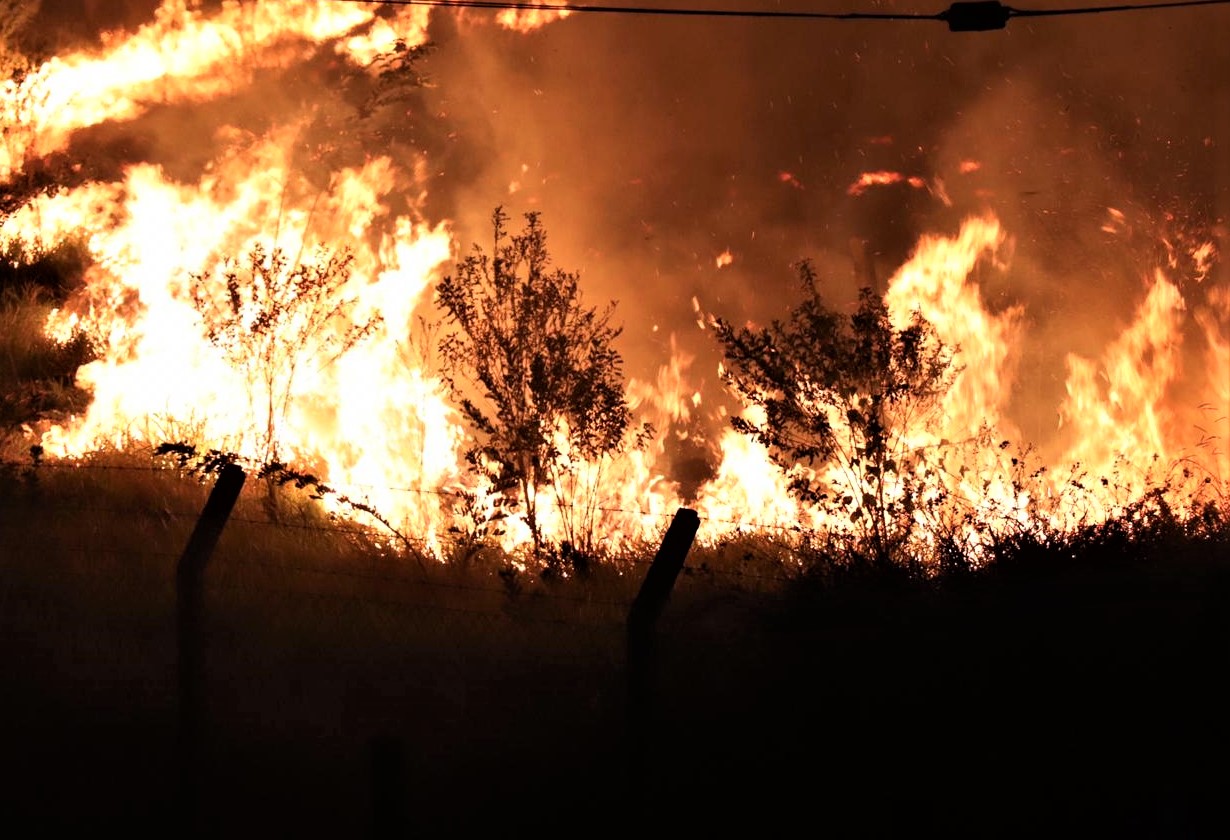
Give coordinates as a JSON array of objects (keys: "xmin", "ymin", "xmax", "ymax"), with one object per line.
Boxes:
[
  {"xmin": 626, "ymin": 507, "xmax": 700, "ymax": 788},
  {"xmin": 177, "ymin": 462, "xmax": 246, "ymax": 835}
]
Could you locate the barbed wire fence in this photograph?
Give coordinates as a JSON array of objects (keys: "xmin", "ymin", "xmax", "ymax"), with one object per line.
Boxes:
[
  {"xmin": 0, "ymin": 455, "xmax": 811, "ymax": 574},
  {"xmin": 0, "ymin": 455, "xmax": 804, "ymax": 833},
  {"xmin": 5, "ymin": 453, "xmax": 1228, "ymax": 832}
]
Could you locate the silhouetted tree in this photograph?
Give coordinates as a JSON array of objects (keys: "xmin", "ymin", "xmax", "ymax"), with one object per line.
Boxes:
[
  {"xmin": 190, "ymin": 243, "xmax": 380, "ymax": 465},
  {"xmin": 436, "ymin": 208, "xmax": 637, "ymax": 561},
  {"xmin": 713, "ymin": 261, "xmax": 954, "ymax": 565}
]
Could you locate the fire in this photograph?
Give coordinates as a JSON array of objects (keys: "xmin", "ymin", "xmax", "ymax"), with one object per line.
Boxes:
[
  {"xmin": 777, "ymin": 171, "xmax": 804, "ymax": 190},
  {"xmin": 0, "ymin": 0, "xmax": 426, "ymax": 182},
  {"xmin": 1058, "ymin": 272, "xmax": 1185, "ymax": 473},
  {"xmin": 495, "ymin": 1, "xmax": 573, "ymax": 33},
  {"xmin": 3, "ymin": 1, "xmax": 459, "ymax": 552},
  {"xmin": 694, "ymin": 417, "xmax": 819, "ymax": 539},
  {"xmin": 884, "ymin": 214, "xmax": 1021, "ymax": 439},
  {"xmin": 1195, "ymin": 285, "xmax": 1230, "ymax": 484},
  {"xmin": 25, "ymin": 139, "xmax": 460, "ymax": 548},
  {"xmin": 1, "ymin": 2, "xmax": 1225, "ymax": 564},
  {"xmin": 846, "ymin": 170, "xmax": 927, "ymax": 197}
]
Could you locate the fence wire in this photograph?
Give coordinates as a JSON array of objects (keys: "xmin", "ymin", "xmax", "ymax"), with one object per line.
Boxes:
[
  {"xmin": 1, "ymin": 462, "xmax": 801, "ymax": 634},
  {"xmin": 1, "ymin": 458, "xmax": 807, "ymax": 588}
]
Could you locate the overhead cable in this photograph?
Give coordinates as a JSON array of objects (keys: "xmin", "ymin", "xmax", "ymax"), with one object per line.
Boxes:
[{"xmin": 326, "ymin": 0, "xmax": 1230, "ymax": 32}]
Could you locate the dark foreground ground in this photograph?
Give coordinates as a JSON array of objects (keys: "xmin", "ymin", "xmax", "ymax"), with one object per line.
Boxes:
[{"xmin": 2, "ymin": 540, "xmax": 1228, "ymax": 838}]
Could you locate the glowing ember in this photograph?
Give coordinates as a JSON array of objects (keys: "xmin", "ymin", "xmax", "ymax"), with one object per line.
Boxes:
[{"xmin": 846, "ymin": 170, "xmax": 927, "ymax": 196}]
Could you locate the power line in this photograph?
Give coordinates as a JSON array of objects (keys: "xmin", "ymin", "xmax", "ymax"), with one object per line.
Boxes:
[
  {"xmin": 1009, "ymin": 0, "xmax": 1230, "ymax": 18},
  {"xmin": 327, "ymin": 0, "xmax": 1230, "ymax": 31}
]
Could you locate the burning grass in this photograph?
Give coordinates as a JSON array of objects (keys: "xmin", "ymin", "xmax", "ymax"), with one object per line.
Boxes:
[
  {"xmin": 0, "ymin": 281, "xmax": 92, "ymax": 429},
  {"xmin": 1, "ymin": 2, "xmax": 1228, "ymax": 830},
  {"xmin": 1, "ymin": 2, "xmax": 1224, "ymax": 573},
  {"xmin": 2, "ymin": 428, "xmax": 1226, "ymax": 598},
  {"xmin": 1, "ymin": 246, "xmax": 1226, "ymax": 833},
  {"xmin": 1, "ymin": 209, "xmax": 1226, "ymax": 584}
]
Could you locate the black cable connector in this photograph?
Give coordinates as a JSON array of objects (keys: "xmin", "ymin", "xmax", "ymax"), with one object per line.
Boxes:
[{"xmin": 940, "ymin": 1, "xmax": 1014, "ymax": 31}]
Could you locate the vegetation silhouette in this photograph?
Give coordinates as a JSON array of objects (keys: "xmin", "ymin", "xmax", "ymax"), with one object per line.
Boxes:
[
  {"xmin": 435, "ymin": 207, "xmax": 648, "ymax": 566},
  {"xmin": 713, "ymin": 261, "xmax": 953, "ymax": 567},
  {"xmin": 189, "ymin": 243, "xmax": 380, "ymax": 466}
]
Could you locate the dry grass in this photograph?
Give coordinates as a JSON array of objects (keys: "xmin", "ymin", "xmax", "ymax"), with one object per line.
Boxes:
[
  {"xmin": 2, "ymin": 269, "xmax": 1229, "ymax": 834},
  {"xmin": 0, "ymin": 283, "xmax": 93, "ymax": 428}
]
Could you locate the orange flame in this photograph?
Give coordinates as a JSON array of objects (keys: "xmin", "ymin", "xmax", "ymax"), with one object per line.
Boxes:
[
  {"xmin": 495, "ymin": 2, "xmax": 573, "ymax": 32},
  {"xmin": 1, "ymin": 1, "xmax": 428, "ymax": 182},
  {"xmin": 1, "ymin": 2, "xmax": 1224, "ymax": 560},
  {"xmin": 846, "ymin": 170, "xmax": 927, "ymax": 197}
]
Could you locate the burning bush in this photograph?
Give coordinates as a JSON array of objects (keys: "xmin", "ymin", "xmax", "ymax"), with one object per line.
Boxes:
[
  {"xmin": 0, "ymin": 0, "xmax": 1223, "ymax": 574},
  {"xmin": 436, "ymin": 207, "xmax": 645, "ymax": 564},
  {"xmin": 713, "ymin": 261, "xmax": 955, "ymax": 567},
  {"xmin": 190, "ymin": 243, "xmax": 381, "ymax": 465},
  {"xmin": 0, "ymin": 283, "xmax": 92, "ymax": 433}
]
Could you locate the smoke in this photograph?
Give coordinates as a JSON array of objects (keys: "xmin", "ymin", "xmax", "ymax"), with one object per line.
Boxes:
[
  {"xmin": 408, "ymin": 2, "xmax": 1229, "ymax": 448},
  {"xmin": 16, "ymin": 0, "xmax": 1230, "ymax": 463}
]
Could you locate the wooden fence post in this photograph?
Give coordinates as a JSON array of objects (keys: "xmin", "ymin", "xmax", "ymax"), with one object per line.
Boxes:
[
  {"xmin": 177, "ymin": 462, "xmax": 246, "ymax": 835},
  {"xmin": 626, "ymin": 507, "xmax": 700, "ymax": 788}
]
